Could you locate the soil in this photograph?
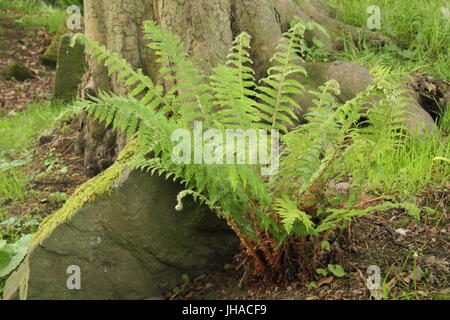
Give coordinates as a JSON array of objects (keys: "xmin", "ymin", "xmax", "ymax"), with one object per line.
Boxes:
[
  {"xmin": 412, "ymin": 76, "xmax": 450, "ymax": 121},
  {"xmin": 170, "ymin": 198, "xmax": 449, "ymax": 300}
]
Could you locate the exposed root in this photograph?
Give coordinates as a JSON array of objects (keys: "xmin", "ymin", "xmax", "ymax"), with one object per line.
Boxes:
[{"xmin": 275, "ymin": 0, "xmax": 388, "ymax": 51}]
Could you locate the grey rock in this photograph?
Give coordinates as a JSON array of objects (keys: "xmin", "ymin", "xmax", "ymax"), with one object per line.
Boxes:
[{"xmin": 3, "ymin": 148, "xmax": 238, "ymax": 300}]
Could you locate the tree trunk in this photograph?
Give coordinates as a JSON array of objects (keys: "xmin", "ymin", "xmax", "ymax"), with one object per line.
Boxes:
[{"xmin": 75, "ymin": 0, "xmax": 423, "ymax": 176}]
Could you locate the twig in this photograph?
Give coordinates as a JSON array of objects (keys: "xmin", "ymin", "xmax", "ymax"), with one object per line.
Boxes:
[
  {"xmin": 355, "ymin": 194, "xmax": 399, "ymax": 209},
  {"xmin": 238, "ymin": 265, "xmax": 247, "ymax": 288}
]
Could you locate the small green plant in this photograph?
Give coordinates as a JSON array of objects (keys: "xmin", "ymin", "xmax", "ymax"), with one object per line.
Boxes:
[
  {"xmin": 328, "ymin": 264, "xmax": 345, "ymax": 278},
  {"xmin": 0, "ymin": 215, "xmax": 41, "ymax": 242},
  {"xmin": 170, "ymin": 273, "xmax": 190, "ymax": 300},
  {"xmin": 0, "ymin": 234, "xmax": 32, "ymax": 279},
  {"xmin": 316, "ymin": 264, "xmax": 345, "ymax": 278}
]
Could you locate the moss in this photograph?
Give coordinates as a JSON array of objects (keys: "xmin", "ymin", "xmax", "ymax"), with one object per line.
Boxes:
[
  {"xmin": 31, "ymin": 140, "xmax": 138, "ymax": 246},
  {"xmin": 4, "ymin": 62, "xmax": 34, "ymax": 81},
  {"xmin": 41, "ymin": 23, "xmax": 70, "ymax": 67}
]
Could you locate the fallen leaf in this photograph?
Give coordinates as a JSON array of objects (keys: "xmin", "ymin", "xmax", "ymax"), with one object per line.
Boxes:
[{"xmin": 317, "ymin": 276, "xmax": 333, "ymax": 287}]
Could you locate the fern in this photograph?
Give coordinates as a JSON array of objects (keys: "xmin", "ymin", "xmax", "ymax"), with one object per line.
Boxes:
[
  {"xmin": 144, "ymin": 21, "xmax": 214, "ymax": 125},
  {"xmin": 271, "ymin": 66, "xmax": 420, "ymax": 235},
  {"xmin": 70, "ymin": 22, "xmax": 429, "ymax": 280},
  {"xmin": 209, "ymin": 32, "xmax": 259, "ymax": 130}
]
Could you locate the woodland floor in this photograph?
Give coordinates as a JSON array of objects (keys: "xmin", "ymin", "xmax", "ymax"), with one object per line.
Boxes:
[
  {"xmin": 169, "ymin": 205, "xmax": 449, "ymax": 300},
  {"xmin": 0, "ymin": 7, "xmax": 449, "ymax": 300},
  {"xmin": 0, "ymin": 9, "xmax": 88, "ymax": 227},
  {"xmin": 0, "ymin": 9, "xmax": 53, "ymax": 111}
]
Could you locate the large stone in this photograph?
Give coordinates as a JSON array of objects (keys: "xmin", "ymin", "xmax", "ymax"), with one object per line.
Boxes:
[
  {"xmin": 3, "ymin": 143, "xmax": 238, "ymax": 300},
  {"xmin": 53, "ymin": 33, "xmax": 87, "ymax": 101}
]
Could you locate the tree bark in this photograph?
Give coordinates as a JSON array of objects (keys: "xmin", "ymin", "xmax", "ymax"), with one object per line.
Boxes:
[{"xmin": 76, "ymin": 0, "xmax": 423, "ymax": 176}]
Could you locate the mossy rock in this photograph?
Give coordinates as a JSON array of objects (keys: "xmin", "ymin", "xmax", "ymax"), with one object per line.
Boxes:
[
  {"xmin": 3, "ymin": 141, "xmax": 238, "ymax": 300},
  {"xmin": 3, "ymin": 61, "xmax": 34, "ymax": 81},
  {"xmin": 53, "ymin": 33, "xmax": 87, "ymax": 101},
  {"xmin": 41, "ymin": 24, "xmax": 70, "ymax": 67}
]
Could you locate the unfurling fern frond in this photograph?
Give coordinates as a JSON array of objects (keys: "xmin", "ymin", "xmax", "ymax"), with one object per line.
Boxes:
[{"xmin": 256, "ymin": 23, "xmax": 307, "ymax": 133}]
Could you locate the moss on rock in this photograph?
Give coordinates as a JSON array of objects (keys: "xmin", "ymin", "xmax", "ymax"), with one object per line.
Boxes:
[
  {"xmin": 4, "ymin": 61, "xmax": 34, "ymax": 81},
  {"xmin": 31, "ymin": 140, "xmax": 138, "ymax": 246},
  {"xmin": 41, "ymin": 24, "xmax": 70, "ymax": 67},
  {"xmin": 53, "ymin": 33, "xmax": 87, "ymax": 101}
]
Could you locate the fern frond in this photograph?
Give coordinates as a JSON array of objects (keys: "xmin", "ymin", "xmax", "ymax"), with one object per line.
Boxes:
[
  {"xmin": 144, "ymin": 21, "xmax": 213, "ymax": 126},
  {"xmin": 209, "ymin": 32, "xmax": 259, "ymax": 129},
  {"xmin": 71, "ymin": 33, "xmax": 168, "ymax": 114},
  {"xmin": 275, "ymin": 194, "xmax": 315, "ymax": 234},
  {"xmin": 256, "ymin": 23, "xmax": 308, "ymax": 132}
]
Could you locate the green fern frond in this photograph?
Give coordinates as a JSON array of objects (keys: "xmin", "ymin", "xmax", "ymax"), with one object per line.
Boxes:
[
  {"xmin": 209, "ymin": 32, "xmax": 259, "ymax": 129},
  {"xmin": 144, "ymin": 21, "xmax": 213, "ymax": 125},
  {"xmin": 71, "ymin": 33, "xmax": 167, "ymax": 113},
  {"xmin": 275, "ymin": 194, "xmax": 315, "ymax": 234},
  {"xmin": 256, "ymin": 23, "xmax": 308, "ymax": 132}
]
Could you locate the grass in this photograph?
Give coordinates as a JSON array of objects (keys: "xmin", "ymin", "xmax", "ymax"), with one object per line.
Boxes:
[
  {"xmin": 438, "ymin": 103, "xmax": 450, "ymax": 134},
  {"xmin": 367, "ymin": 128, "xmax": 449, "ymax": 195},
  {"xmin": 320, "ymin": 0, "xmax": 450, "ymax": 212},
  {"xmin": 16, "ymin": 7, "xmax": 66, "ymax": 34},
  {"xmin": 356, "ymin": 107, "xmax": 449, "ymax": 215},
  {"xmin": 0, "ymin": 0, "xmax": 66, "ymax": 34},
  {"xmin": 327, "ymin": 0, "xmax": 450, "ymax": 79},
  {"xmin": 0, "ymin": 100, "xmax": 66, "ymax": 295},
  {"xmin": 0, "ymin": 0, "xmax": 44, "ymax": 13},
  {"xmin": 0, "ymin": 100, "xmax": 65, "ymax": 202}
]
